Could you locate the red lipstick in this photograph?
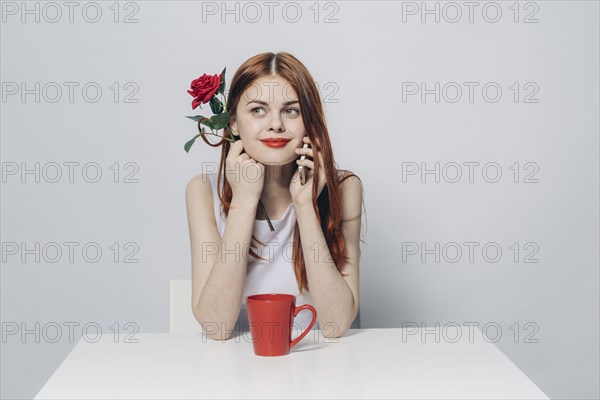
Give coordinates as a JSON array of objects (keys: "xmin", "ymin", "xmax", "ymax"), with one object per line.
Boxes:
[{"xmin": 260, "ymin": 138, "xmax": 291, "ymax": 148}]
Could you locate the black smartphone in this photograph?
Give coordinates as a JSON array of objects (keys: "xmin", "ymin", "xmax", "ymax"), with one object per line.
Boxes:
[{"xmin": 297, "ymin": 142, "xmax": 311, "ymax": 185}]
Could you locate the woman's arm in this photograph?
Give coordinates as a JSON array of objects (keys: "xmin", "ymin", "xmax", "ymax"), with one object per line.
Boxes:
[
  {"xmin": 293, "ymin": 173, "xmax": 363, "ymax": 338},
  {"xmin": 185, "ymin": 174, "xmax": 258, "ymax": 341}
]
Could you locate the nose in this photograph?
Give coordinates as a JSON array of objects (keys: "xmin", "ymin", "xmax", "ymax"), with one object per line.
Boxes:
[{"xmin": 268, "ymin": 114, "xmax": 285, "ymax": 133}]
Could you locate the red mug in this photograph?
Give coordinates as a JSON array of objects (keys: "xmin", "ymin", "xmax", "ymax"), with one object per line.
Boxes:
[{"xmin": 246, "ymin": 293, "xmax": 317, "ymax": 356}]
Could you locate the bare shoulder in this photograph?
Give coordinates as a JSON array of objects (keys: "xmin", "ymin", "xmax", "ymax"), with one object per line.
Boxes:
[
  {"xmin": 338, "ymin": 169, "xmax": 363, "ymax": 192},
  {"xmin": 338, "ymin": 170, "xmax": 363, "ymax": 220},
  {"xmin": 186, "ymin": 173, "xmax": 212, "ymax": 200},
  {"xmin": 185, "ymin": 173, "xmax": 216, "ymax": 219}
]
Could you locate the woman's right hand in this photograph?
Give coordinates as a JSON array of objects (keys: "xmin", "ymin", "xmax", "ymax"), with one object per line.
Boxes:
[{"xmin": 226, "ymin": 139, "xmax": 265, "ymax": 203}]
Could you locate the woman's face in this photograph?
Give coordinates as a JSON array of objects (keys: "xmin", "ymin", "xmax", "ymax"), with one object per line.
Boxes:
[{"xmin": 230, "ymin": 75, "xmax": 306, "ymax": 166}]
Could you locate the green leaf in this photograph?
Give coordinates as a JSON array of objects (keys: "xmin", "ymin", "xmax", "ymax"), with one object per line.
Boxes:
[
  {"xmin": 219, "ymin": 67, "xmax": 226, "ymax": 94},
  {"xmin": 185, "ymin": 115, "xmax": 209, "ymax": 123},
  {"xmin": 185, "ymin": 115, "xmax": 215, "ymax": 129},
  {"xmin": 209, "ymin": 112, "xmax": 230, "ymax": 130},
  {"xmin": 184, "ymin": 134, "xmax": 200, "ymax": 153},
  {"xmin": 209, "ymin": 97, "xmax": 223, "ymax": 114}
]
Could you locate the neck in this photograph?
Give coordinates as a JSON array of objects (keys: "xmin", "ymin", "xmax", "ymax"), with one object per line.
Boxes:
[
  {"xmin": 261, "ymin": 161, "xmax": 296, "ymax": 200},
  {"xmin": 255, "ymin": 162, "xmax": 296, "ymax": 220}
]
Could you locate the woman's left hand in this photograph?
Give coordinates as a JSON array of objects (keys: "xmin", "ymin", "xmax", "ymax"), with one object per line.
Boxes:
[{"xmin": 290, "ymin": 136, "xmax": 327, "ymax": 206}]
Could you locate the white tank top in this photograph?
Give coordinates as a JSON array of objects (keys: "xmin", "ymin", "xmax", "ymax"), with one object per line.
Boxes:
[{"xmin": 207, "ymin": 171, "xmax": 345, "ymax": 333}]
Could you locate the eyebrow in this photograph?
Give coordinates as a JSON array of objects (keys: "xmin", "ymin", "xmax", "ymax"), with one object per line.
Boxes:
[{"xmin": 246, "ymin": 100, "xmax": 299, "ymax": 106}]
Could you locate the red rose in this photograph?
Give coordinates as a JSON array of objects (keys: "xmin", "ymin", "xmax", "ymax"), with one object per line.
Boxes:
[{"xmin": 187, "ymin": 73, "xmax": 222, "ymax": 109}]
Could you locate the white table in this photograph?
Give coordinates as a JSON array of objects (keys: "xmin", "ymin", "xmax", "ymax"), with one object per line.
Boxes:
[{"xmin": 35, "ymin": 327, "xmax": 549, "ymax": 399}]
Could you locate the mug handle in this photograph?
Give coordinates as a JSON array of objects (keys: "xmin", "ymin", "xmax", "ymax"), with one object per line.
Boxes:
[{"xmin": 290, "ymin": 304, "xmax": 317, "ymax": 349}]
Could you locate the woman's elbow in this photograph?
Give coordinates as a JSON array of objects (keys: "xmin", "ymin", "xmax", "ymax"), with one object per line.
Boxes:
[
  {"xmin": 320, "ymin": 321, "xmax": 351, "ymax": 339},
  {"xmin": 193, "ymin": 310, "xmax": 235, "ymax": 341}
]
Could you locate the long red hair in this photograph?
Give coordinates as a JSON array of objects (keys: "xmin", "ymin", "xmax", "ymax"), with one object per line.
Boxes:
[{"xmin": 198, "ymin": 51, "xmax": 365, "ymax": 294}]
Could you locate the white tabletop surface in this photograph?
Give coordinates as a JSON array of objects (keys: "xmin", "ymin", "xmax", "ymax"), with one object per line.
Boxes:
[{"xmin": 35, "ymin": 327, "xmax": 549, "ymax": 399}]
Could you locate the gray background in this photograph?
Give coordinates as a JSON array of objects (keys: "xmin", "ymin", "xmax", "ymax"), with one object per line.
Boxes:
[{"xmin": 1, "ymin": 1, "xmax": 598, "ymax": 399}]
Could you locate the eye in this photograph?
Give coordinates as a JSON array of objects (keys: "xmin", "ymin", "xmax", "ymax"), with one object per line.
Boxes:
[
  {"xmin": 285, "ymin": 108, "xmax": 300, "ymax": 116},
  {"xmin": 250, "ymin": 107, "xmax": 265, "ymax": 116}
]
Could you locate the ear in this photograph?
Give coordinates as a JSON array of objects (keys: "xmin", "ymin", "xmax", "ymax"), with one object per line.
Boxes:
[{"xmin": 229, "ymin": 117, "xmax": 239, "ymax": 137}]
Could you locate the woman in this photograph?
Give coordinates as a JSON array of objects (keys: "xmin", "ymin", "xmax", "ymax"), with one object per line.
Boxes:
[{"xmin": 185, "ymin": 51, "xmax": 365, "ymax": 341}]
